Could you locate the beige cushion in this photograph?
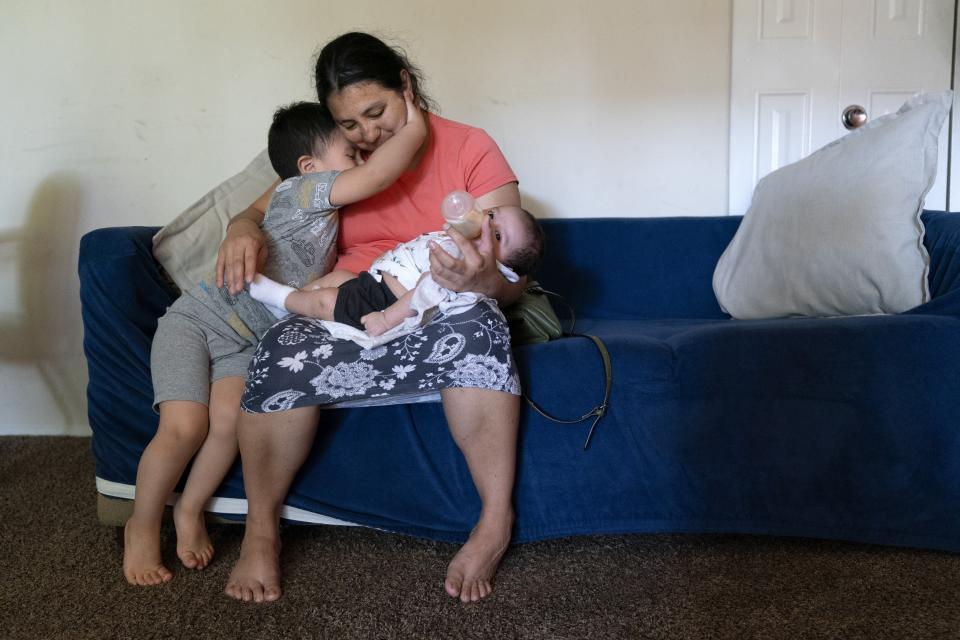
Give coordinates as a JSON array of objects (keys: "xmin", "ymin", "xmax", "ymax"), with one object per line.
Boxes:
[
  {"xmin": 713, "ymin": 91, "xmax": 952, "ymax": 320},
  {"xmin": 152, "ymin": 149, "xmax": 278, "ymax": 293}
]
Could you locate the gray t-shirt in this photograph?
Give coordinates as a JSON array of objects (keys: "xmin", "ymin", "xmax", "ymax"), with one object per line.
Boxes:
[{"xmin": 186, "ymin": 171, "xmax": 340, "ymax": 344}]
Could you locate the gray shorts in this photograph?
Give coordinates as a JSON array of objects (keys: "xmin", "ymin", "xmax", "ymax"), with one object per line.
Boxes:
[{"xmin": 151, "ymin": 294, "xmax": 256, "ymax": 412}]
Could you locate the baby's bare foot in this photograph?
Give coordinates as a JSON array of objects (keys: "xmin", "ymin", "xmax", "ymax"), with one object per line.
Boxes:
[
  {"xmin": 173, "ymin": 501, "xmax": 214, "ymax": 570},
  {"xmin": 123, "ymin": 517, "xmax": 173, "ymax": 586},
  {"xmin": 444, "ymin": 510, "xmax": 513, "ymax": 603}
]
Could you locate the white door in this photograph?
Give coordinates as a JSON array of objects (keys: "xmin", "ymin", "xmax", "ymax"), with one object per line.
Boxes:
[{"xmin": 729, "ymin": 0, "xmax": 955, "ymax": 214}]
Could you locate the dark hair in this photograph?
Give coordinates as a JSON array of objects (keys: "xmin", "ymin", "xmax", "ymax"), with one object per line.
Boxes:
[
  {"xmin": 314, "ymin": 32, "xmax": 436, "ymax": 111},
  {"xmin": 267, "ymin": 101, "xmax": 339, "ymax": 180},
  {"xmin": 504, "ymin": 208, "xmax": 545, "ymax": 277}
]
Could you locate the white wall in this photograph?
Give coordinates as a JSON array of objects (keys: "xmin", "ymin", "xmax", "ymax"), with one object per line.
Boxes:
[{"xmin": 0, "ymin": 0, "xmax": 732, "ymax": 435}]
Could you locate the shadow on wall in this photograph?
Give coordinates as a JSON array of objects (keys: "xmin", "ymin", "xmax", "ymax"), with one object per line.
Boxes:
[{"xmin": 0, "ymin": 173, "xmax": 88, "ymax": 433}]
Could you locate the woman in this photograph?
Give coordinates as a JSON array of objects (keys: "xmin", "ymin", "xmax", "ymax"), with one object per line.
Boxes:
[{"xmin": 218, "ymin": 32, "xmax": 525, "ymax": 604}]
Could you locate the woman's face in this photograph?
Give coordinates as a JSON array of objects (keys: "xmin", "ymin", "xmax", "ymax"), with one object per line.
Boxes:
[{"xmin": 326, "ymin": 81, "xmax": 407, "ymax": 152}]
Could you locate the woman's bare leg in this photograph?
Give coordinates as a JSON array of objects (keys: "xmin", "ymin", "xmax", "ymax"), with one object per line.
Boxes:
[
  {"xmin": 224, "ymin": 405, "xmax": 321, "ymax": 603},
  {"xmin": 123, "ymin": 400, "xmax": 209, "ymax": 585},
  {"xmin": 439, "ymin": 387, "xmax": 520, "ymax": 603},
  {"xmin": 173, "ymin": 375, "xmax": 245, "ymax": 570}
]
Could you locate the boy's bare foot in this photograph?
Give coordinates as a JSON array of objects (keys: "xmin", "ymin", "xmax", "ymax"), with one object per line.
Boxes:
[
  {"xmin": 224, "ymin": 531, "xmax": 282, "ymax": 603},
  {"xmin": 123, "ymin": 517, "xmax": 173, "ymax": 586},
  {"xmin": 444, "ymin": 510, "xmax": 513, "ymax": 603},
  {"xmin": 173, "ymin": 501, "xmax": 214, "ymax": 570}
]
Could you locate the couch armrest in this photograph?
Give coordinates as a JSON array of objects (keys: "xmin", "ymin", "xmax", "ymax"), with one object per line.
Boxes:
[
  {"xmin": 911, "ymin": 212, "xmax": 960, "ymax": 316},
  {"xmin": 78, "ymin": 226, "xmax": 177, "ymax": 480}
]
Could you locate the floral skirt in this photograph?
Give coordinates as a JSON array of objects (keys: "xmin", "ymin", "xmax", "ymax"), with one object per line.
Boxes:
[{"xmin": 241, "ymin": 300, "xmax": 520, "ymax": 413}]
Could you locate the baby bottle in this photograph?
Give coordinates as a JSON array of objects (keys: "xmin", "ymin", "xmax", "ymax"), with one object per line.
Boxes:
[{"xmin": 441, "ymin": 190, "xmax": 485, "ymax": 238}]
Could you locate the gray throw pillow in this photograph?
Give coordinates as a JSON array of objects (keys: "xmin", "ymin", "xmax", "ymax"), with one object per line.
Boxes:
[
  {"xmin": 713, "ymin": 91, "xmax": 952, "ymax": 319},
  {"xmin": 153, "ymin": 149, "xmax": 278, "ymax": 294}
]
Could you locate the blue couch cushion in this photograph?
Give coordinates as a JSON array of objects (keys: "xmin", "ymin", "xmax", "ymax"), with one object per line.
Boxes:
[{"xmin": 536, "ymin": 217, "xmax": 740, "ymax": 320}]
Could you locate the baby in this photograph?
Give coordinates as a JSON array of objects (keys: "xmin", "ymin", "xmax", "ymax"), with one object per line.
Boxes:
[
  {"xmin": 123, "ymin": 93, "xmax": 425, "ymax": 586},
  {"xmin": 250, "ymin": 205, "xmax": 544, "ymax": 348}
]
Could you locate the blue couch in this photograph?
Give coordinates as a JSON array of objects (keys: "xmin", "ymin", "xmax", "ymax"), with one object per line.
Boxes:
[{"xmin": 79, "ymin": 212, "xmax": 960, "ymax": 551}]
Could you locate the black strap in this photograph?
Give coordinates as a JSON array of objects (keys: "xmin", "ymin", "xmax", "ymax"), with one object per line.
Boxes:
[
  {"xmin": 523, "ymin": 332, "xmax": 612, "ymax": 450},
  {"xmin": 528, "ymin": 285, "xmax": 576, "ymax": 333}
]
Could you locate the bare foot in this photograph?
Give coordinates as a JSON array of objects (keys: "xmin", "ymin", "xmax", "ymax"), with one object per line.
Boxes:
[
  {"xmin": 123, "ymin": 517, "xmax": 173, "ymax": 586},
  {"xmin": 444, "ymin": 510, "xmax": 513, "ymax": 603},
  {"xmin": 224, "ymin": 532, "xmax": 282, "ymax": 603},
  {"xmin": 173, "ymin": 501, "xmax": 214, "ymax": 570}
]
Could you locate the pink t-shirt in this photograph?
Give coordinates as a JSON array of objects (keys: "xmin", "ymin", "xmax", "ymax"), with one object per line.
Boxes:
[{"xmin": 334, "ymin": 112, "xmax": 517, "ymax": 274}]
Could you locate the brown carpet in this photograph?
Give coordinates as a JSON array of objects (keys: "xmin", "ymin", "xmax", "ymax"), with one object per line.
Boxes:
[{"xmin": 1, "ymin": 436, "xmax": 959, "ymax": 640}]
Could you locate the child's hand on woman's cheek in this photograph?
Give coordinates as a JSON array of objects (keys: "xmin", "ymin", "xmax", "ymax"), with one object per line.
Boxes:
[{"xmin": 399, "ymin": 87, "xmax": 426, "ymax": 140}]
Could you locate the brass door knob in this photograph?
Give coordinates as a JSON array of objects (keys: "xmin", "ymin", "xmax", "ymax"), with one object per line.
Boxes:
[{"xmin": 842, "ymin": 105, "xmax": 868, "ymax": 130}]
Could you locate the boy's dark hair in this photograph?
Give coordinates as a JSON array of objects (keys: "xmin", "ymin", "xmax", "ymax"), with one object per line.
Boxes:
[
  {"xmin": 504, "ymin": 208, "xmax": 545, "ymax": 277},
  {"xmin": 267, "ymin": 101, "xmax": 339, "ymax": 180}
]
